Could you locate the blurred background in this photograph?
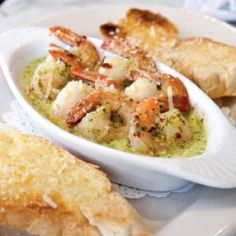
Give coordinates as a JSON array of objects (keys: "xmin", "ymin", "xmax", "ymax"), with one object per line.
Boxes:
[{"xmin": 0, "ymin": 0, "xmax": 235, "ymax": 25}]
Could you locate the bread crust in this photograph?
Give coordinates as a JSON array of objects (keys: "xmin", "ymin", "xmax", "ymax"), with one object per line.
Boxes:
[
  {"xmin": 0, "ymin": 124, "xmax": 150, "ymax": 236},
  {"xmin": 169, "ymin": 37, "xmax": 236, "ymax": 98},
  {"xmin": 123, "ymin": 8, "xmax": 177, "ymax": 34},
  {"xmin": 100, "ymin": 22, "xmax": 125, "ymax": 39}
]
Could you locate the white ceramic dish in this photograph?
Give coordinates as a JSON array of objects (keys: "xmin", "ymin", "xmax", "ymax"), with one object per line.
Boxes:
[
  {"xmin": 1, "ymin": 63, "xmax": 236, "ymax": 236},
  {"xmin": 1, "ymin": 26, "xmax": 236, "ymax": 192}
]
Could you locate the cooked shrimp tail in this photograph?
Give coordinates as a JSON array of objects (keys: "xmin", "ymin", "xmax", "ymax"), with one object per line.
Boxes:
[
  {"xmin": 49, "ymin": 43, "xmax": 83, "ymax": 68},
  {"xmin": 66, "ymin": 89, "xmax": 112, "ymax": 125},
  {"xmin": 71, "ymin": 66, "xmax": 118, "ymax": 88},
  {"xmin": 66, "ymin": 89, "xmax": 132, "ymax": 126},
  {"xmin": 100, "ymin": 22, "xmax": 125, "ymax": 39},
  {"xmin": 49, "ymin": 43, "xmax": 121, "ymax": 89},
  {"xmin": 67, "ymin": 96, "xmax": 101, "ymax": 126},
  {"xmin": 101, "ymin": 38, "xmax": 157, "ymax": 72},
  {"xmin": 49, "ymin": 26, "xmax": 100, "ymax": 70},
  {"xmin": 160, "ymin": 74, "xmax": 191, "ymax": 112},
  {"xmin": 50, "ymin": 26, "xmax": 89, "ymax": 47}
]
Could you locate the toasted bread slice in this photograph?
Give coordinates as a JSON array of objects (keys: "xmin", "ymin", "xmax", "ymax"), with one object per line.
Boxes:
[
  {"xmin": 100, "ymin": 8, "xmax": 178, "ymax": 62},
  {"xmin": 169, "ymin": 37, "xmax": 236, "ymax": 98},
  {"xmin": 0, "ymin": 123, "xmax": 150, "ymax": 236}
]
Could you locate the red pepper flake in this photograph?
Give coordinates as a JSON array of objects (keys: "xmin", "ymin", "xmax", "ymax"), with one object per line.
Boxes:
[
  {"xmin": 102, "ymin": 63, "xmax": 112, "ymax": 69},
  {"xmin": 175, "ymin": 133, "xmax": 182, "ymax": 139}
]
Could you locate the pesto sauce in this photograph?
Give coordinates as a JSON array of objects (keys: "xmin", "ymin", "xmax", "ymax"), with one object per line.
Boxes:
[
  {"xmin": 23, "ymin": 58, "xmax": 207, "ymax": 158},
  {"xmin": 22, "ymin": 57, "xmax": 70, "ymax": 132},
  {"xmin": 105, "ymin": 111, "xmax": 206, "ymax": 157},
  {"xmin": 165, "ymin": 112, "xmax": 206, "ymax": 157}
]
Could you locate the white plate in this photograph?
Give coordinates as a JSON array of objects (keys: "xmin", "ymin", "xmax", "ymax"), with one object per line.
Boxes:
[{"xmin": 0, "ymin": 4, "xmax": 236, "ymax": 235}]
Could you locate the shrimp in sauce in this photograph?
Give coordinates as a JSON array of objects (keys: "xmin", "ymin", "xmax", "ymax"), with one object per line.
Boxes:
[{"xmin": 27, "ymin": 26, "xmax": 199, "ymax": 156}]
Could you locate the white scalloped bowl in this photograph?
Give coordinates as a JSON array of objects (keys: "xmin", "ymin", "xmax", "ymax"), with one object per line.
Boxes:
[{"xmin": 1, "ymin": 27, "xmax": 236, "ymax": 191}]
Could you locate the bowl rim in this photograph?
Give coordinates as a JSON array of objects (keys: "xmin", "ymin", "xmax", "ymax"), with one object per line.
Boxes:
[{"xmin": 1, "ymin": 26, "xmax": 236, "ymax": 188}]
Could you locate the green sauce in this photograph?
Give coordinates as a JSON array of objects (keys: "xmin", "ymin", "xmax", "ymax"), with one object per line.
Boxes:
[
  {"xmin": 165, "ymin": 112, "xmax": 206, "ymax": 157},
  {"xmin": 23, "ymin": 58, "xmax": 207, "ymax": 158},
  {"xmin": 105, "ymin": 111, "xmax": 206, "ymax": 157},
  {"xmin": 22, "ymin": 57, "xmax": 70, "ymax": 131}
]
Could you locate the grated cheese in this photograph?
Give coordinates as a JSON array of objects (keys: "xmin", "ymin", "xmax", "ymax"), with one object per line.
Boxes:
[
  {"xmin": 42, "ymin": 193, "xmax": 57, "ymax": 209},
  {"xmin": 167, "ymin": 86, "xmax": 174, "ymax": 110}
]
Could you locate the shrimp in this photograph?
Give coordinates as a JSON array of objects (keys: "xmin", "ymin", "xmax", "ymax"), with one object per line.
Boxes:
[
  {"xmin": 124, "ymin": 77, "xmax": 158, "ymax": 101},
  {"xmin": 71, "ymin": 65, "xmax": 121, "ymax": 90},
  {"xmin": 52, "ymin": 80, "xmax": 93, "ymax": 119},
  {"xmin": 66, "ymin": 88, "xmax": 133, "ymax": 126},
  {"xmin": 49, "ymin": 43, "xmax": 95, "ymax": 86},
  {"xmin": 127, "ymin": 69, "xmax": 191, "ymax": 113},
  {"xmin": 49, "ymin": 26, "xmax": 100, "ymax": 70},
  {"xmin": 98, "ymin": 56, "xmax": 131, "ymax": 83},
  {"xmin": 102, "ymin": 38, "xmax": 190, "ymax": 113},
  {"xmin": 69, "ymin": 53, "xmax": 132, "ymax": 91},
  {"xmin": 76, "ymin": 104, "xmax": 112, "ymax": 142},
  {"xmin": 68, "ymin": 89, "xmax": 160, "ymax": 151},
  {"xmin": 160, "ymin": 74, "xmax": 190, "ymax": 113},
  {"xmin": 128, "ymin": 123, "xmax": 155, "ymax": 154},
  {"xmin": 101, "ymin": 38, "xmax": 157, "ymax": 73},
  {"xmin": 128, "ymin": 97, "xmax": 161, "ymax": 153},
  {"xmin": 128, "ymin": 94, "xmax": 190, "ymax": 153},
  {"xmin": 31, "ymin": 55, "xmax": 69, "ymax": 100},
  {"xmin": 134, "ymin": 97, "xmax": 160, "ymax": 130},
  {"xmin": 159, "ymin": 109, "xmax": 192, "ymax": 143},
  {"xmin": 49, "ymin": 44, "xmax": 121, "ymax": 90}
]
